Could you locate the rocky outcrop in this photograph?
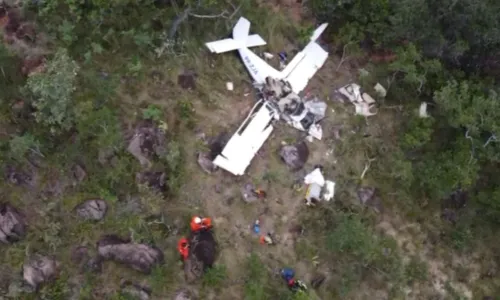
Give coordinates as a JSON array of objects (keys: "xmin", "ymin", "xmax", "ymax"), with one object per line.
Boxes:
[
  {"xmin": 23, "ymin": 255, "xmax": 59, "ymax": 289},
  {"xmin": 97, "ymin": 235, "xmax": 164, "ymax": 274},
  {"xmin": 74, "ymin": 199, "xmax": 107, "ymax": 221},
  {"xmin": 0, "ymin": 203, "xmax": 26, "ymax": 243},
  {"xmin": 184, "ymin": 230, "xmax": 217, "ymax": 283},
  {"xmin": 279, "ymin": 142, "xmax": 309, "ymax": 170}
]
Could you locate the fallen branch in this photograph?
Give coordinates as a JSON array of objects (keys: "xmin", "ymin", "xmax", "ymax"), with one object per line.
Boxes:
[
  {"xmin": 360, "ymin": 157, "xmax": 376, "ymax": 179},
  {"xmin": 465, "ymin": 129, "xmax": 475, "ymax": 164},
  {"xmin": 336, "ymin": 42, "xmax": 353, "ymax": 71},
  {"xmin": 483, "ymin": 134, "xmax": 497, "ymax": 147}
]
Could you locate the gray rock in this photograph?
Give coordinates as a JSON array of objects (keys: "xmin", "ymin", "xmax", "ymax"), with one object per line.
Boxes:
[
  {"xmin": 357, "ymin": 187, "xmax": 384, "ymax": 213},
  {"xmin": 97, "ymin": 235, "xmax": 164, "ymax": 274},
  {"xmin": 74, "ymin": 199, "xmax": 107, "ymax": 221},
  {"xmin": 72, "ymin": 164, "xmax": 87, "ymax": 183},
  {"xmin": 279, "ymin": 142, "xmax": 309, "ymax": 170},
  {"xmin": 174, "ymin": 288, "xmax": 194, "ymax": 300},
  {"xmin": 127, "ymin": 124, "xmax": 168, "ymax": 168},
  {"xmin": 0, "ymin": 203, "xmax": 26, "ymax": 243},
  {"xmin": 120, "ymin": 281, "xmax": 151, "ymax": 300},
  {"xmin": 23, "ymin": 255, "xmax": 59, "ymax": 289},
  {"xmin": 197, "ymin": 152, "xmax": 217, "ymax": 174},
  {"xmin": 241, "ymin": 183, "xmax": 258, "ymax": 203}
]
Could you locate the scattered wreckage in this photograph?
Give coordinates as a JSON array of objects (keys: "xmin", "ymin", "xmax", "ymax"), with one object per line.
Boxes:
[{"xmin": 205, "ymin": 16, "xmax": 330, "ymax": 175}]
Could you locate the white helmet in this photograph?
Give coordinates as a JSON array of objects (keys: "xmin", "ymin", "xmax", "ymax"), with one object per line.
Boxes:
[{"xmin": 194, "ymin": 217, "xmax": 202, "ymax": 224}]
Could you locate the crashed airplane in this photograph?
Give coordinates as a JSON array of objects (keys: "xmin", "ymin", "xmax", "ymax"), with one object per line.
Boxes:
[{"xmin": 205, "ymin": 17, "xmax": 329, "ymax": 176}]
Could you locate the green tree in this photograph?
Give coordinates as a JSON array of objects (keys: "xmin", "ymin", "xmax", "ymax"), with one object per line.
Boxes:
[
  {"xmin": 8, "ymin": 133, "xmax": 43, "ymax": 162},
  {"xmin": 25, "ymin": 48, "xmax": 80, "ymax": 132}
]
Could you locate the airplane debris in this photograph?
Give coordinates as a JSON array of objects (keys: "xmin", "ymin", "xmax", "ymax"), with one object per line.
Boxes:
[
  {"xmin": 261, "ymin": 77, "xmax": 327, "ymax": 140},
  {"xmin": 336, "ymin": 83, "xmax": 377, "ymax": 117},
  {"xmin": 263, "ymin": 52, "xmax": 274, "ymax": 59},
  {"xmin": 324, "ymin": 180, "xmax": 335, "ymax": 201},
  {"xmin": 304, "ymin": 167, "xmax": 335, "ymax": 206},
  {"xmin": 226, "ymin": 81, "xmax": 234, "ymax": 91},
  {"xmin": 419, "ymin": 102, "xmax": 429, "ymax": 118},
  {"xmin": 205, "ymin": 16, "xmax": 329, "ymax": 175},
  {"xmin": 374, "ymin": 83, "xmax": 387, "ymax": 98}
]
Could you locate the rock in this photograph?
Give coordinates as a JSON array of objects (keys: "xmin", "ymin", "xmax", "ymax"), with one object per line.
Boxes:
[
  {"xmin": 241, "ymin": 183, "xmax": 258, "ymax": 203},
  {"xmin": 184, "ymin": 230, "xmax": 217, "ymax": 283},
  {"xmin": 279, "ymin": 142, "xmax": 309, "ymax": 170},
  {"xmin": 23, "ymin": 255, "xmax": 59, "ymax": 289},
  {"xmin": 197, "ymin": 152, "xmax": 217, "ymax": 174},
  {"xmin": 174, "ymin": 288, "xmax": 194, "ymax": 300},
  {"xmin": 5, "ymin": 166, "xmax": 35, "ymax": 187},
  {"xmin": 97, "ymin": 235, "xmax": 164, "ymax": 274},
  {"xmin": 120, "ymin": 281, "xmax": 151, "ymax": 300},
  {"xmin": 127, "ymin": 123, "xmax": 168, "ymax": 168},
  {"xmin": 74, "ymin": 199, "xmax": 107, "ymax": 221},
  {"xmin": 0, "ymin": 203, "xmax": 26, "ymax": 243},
  {"xmin": 127, "ymin": 134, "xmax": 152, "ymax": 168},
  {"xmin": 136, "ymin": 171, "xmax": 167, "ymax": 192},
  {"xmin": 357, "ymin": 187, "xmax": 384, "ymax": 213},
  {"xmin": 72, "ymin": 164, "xmax": 87, "ymax": 183},
  {"xmin": 177, "ymin": 70, "xmax": 197, "ymax": 89}
]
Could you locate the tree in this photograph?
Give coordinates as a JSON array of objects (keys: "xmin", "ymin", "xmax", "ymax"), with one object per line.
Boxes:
[
  {"xmin": 9, "ymin": 133, "xmax": 43, "ymax": 162},
  {"xmin": 25, "ymin": 48, "xmax": 80, "ymax": 132}
]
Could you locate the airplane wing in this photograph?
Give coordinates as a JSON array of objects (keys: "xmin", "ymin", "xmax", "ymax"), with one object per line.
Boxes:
[
  {"xmin": 280, "ymin": 42, "xmax": 328, "ymax": 94},
  {"xmin": 213, "ymin": 101, "xmax": 277, "ymax": 175},
  {"xmin": 278, "ymin": 23, "xmax": 329, "ymax": 94}
]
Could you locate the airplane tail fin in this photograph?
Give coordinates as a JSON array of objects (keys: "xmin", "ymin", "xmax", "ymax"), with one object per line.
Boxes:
[{"xmin": 205, "ymin": 17, "xmax": 267, "ymax": 54}]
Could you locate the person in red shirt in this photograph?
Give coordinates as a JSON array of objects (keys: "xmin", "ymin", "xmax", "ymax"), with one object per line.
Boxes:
[
  {"xmin": 177, "ymin": 237, "xmax": 189, "ymax": 261},
  {"xmin": 190, "ymin": 216, "xmax": 212, "ymax": 232}
]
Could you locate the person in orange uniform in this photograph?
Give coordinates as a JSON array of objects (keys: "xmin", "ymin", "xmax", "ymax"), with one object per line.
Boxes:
[
  {"xmin": 190, "ymin": 216, "xmax": 213, "ymax": 232},
  {"xmin": 177, "ymin": 237, "xmax": 189, "ymax": 261}
]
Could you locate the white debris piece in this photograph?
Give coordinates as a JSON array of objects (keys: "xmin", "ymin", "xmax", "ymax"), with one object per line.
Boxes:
[
  {"xmin": 304, "ymin": 168, "xmax": 325, "ymax": 186},
  {"xmin": 323, "ymin": 180, "xmax": 335, "ymax": 201},
  {"xmin": 226, "ymin": 82, "xmax": 234, "ymax": 91},
  {"xmin": 374, "ymin": 83, "xmax": 387, "ymax": 98},
  {"xmin": 337, "ymin": 83, "xmax": 378, "ymax": 117},
  {"xmin": 263, "ymin": 52, "xmax": 274, "ymax": 59},
  {"xmin": 419, "ymin": 102, "xmax": 429, "ymax": 118},
  {"xmin": 308, "ymin": 124, "xmax": 323, "ymax": 140},
  {"xmin": 304, "ymin": 99, "xmax": 327, "ymax": 121}
]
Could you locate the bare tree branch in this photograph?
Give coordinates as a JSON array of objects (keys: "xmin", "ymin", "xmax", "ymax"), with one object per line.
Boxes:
[
  {"xmin": 465, "ymin": 129, "xmax": 475, "ymax": 164},
  {"xmin": 337, "ymin": 42, "xmax": 353, "ymax": 71},
  {"xmin": 360, "ymin": 157, "xmax": 376, "ymax": 179},
  {"xmin": 189, "ymin": 10, "xmax": 229, "ymax": 19},
  {"xmin": 483, "ymin": 134, "xmax": 497, "ymax": 147}
]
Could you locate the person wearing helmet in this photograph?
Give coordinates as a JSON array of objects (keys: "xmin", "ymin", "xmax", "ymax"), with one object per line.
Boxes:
[
  {"xmin": 190, "ymin": 216, "xmax": 212, "ymax": 232},
  {"xmin": 177, "ymin": 237, "xmax": 189, "ymax": 261}
]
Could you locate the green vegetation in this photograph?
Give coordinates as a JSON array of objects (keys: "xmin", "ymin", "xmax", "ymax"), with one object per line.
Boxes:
[{"xmin": 1, "ymin": 0, "xmax": 500, "ymax": 299}]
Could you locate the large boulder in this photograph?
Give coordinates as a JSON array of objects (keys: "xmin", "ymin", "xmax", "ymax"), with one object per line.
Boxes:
[
  {"xmin": 120, "ymin": 280, "xmax": 151, "ymax": 300},
  {"xmin": 97, "ymin": 235, "xmax": 164, "ymax": 274},
  {"xmin": 23, "ymin": 255, "xmax": 59, "ymax": 289},
  {"xmin": 0, "ymin": 203, "xmax": 26, "ymax": 243},
  {"xmin": 279, "ymin": 142, "xmax": 309, "ymax": 170},
  {"xmin": 184, "ymin": 230, "xmax": 217, "ymax": 283},
  {"xmin": 74, "ymin": 199, "xmax": 107, "ymax": 221},
  {"xmin": 127, "ymin": 122, "xmax": 168, "ymax": 168}
]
